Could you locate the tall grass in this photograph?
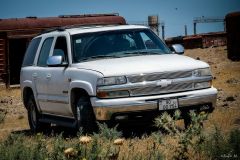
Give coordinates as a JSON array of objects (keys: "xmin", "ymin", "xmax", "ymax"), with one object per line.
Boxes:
[
  {"xmin": 0, "ymin": 109, "xmax": 6, "ymax": 124},
  {"xmin": 0, "ymin": 112, "xmax": 239, "ymax": 160}
]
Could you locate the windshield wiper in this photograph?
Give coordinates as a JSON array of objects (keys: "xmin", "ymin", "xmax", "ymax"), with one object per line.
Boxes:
[
  {"xmin": 118, "ymin": 50, "xmax": 161, "ymax": 57},
  {"xmin": 79, "ymin": 55, "xmax": 121, "ymax": 62}
]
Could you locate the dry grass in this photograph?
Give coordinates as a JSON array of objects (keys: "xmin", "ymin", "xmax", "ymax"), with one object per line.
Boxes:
[
  {"xmin": 205, "ymin": 108, "xmax": 240, "ymax": 134},
  {"xmin": 0, "ymin": 88, "xmax": 28, "ymax": 140},
  {"xmin": 0, "ymin": 46, "xmax": 239, "ymax": 159}
]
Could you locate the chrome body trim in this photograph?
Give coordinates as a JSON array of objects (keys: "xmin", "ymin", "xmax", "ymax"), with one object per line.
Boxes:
[
  {"xmin": 126, "ymin": 70, "xmax": 193, "ymax": 83},
  {"xmin": 38, "ymin": 98, "xmax": 69, "ymax": 104},
  {"xmin": 91, "ymin": 87, "xmax": 217, "ymax": 120},
  {"xmin": 97, "ymin": 76, "xmax": 212, "ymax": 92}
]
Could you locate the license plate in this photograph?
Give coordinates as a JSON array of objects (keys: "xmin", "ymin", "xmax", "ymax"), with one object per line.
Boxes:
[{"xmin": 158, "ymin": 98, "xmax": 178, "ymax": 110}]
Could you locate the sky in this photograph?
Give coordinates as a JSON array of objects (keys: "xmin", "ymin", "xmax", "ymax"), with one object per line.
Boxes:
[{"xmin": 0, "ymin": 0, "xmax": 239, "ymax": 38}]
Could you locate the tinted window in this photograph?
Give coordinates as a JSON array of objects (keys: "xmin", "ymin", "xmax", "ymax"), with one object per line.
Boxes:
[
  {"xmin": 37, "ymin": 37, "xmax": 54, "ymax": 66},
  {"xmin": 22, "ymin": 37, "xmax": 41, "ymax": 66}
]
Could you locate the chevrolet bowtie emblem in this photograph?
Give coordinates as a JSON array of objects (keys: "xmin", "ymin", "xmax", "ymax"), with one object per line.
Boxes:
[{"xmin": 156, "ymin": 79, "xmax": 172, "ymax": 87}]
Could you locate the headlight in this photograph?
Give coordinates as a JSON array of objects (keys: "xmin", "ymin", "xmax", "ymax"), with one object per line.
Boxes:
[
  {"xmin": 194, "ymin": 81, "xmax": 212, "ymax": 89},
  {"xmin": 193, "ymin": 68, "xmax": 211, "ymax": 77},
  {"xmin": 97, "ymin": 76, "xmax": 127, "ymax": 86}
]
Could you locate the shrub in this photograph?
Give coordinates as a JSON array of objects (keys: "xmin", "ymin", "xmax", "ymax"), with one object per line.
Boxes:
[
  {"xmin": 0, "ymin": 133, "xmax": 48, "ymax": 160},
  {"xmin": 204, "ymin": 127, "xmax": 240, "ymax": 159},
  {"xmin": 228, "ymin": 129, "xmax": 240, "ymax": 155},
  {"xmin": 0, "ymin": 108, "xmax": 6, "ymax": 123},
  {"xmin": 94, "ymin": 122, "xmax": 122, "ymax": 140},
  {"xmin": 154, "ymin": 110, "xmax": 207, "ymax": 159},
  {"xmin": 0, "ymin": 112, "xmax": 237, "ymax": 160}
]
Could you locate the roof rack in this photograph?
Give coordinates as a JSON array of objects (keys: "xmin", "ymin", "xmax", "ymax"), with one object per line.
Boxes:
[
  {"xmin": 40, "ymin": 23, "xmax": 121, "ymax": 35},
  {"xmin": 40, "ymin": 27, "xmax": 66, "ymax": 34}
]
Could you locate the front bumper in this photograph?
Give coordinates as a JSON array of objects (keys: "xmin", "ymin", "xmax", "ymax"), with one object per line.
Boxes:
[{"xmin": 91, "ymin": 87, "xmax": 217, "ymax": 121}]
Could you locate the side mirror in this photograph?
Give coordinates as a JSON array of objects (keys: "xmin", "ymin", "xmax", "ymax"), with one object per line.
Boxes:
[
  {"xmin": 170, "ymin": 44, "xmax": 185, "ymax": 55},
  {"xmin": 47, "ymin": 56, "xmax": 67, "ymax": 67}
]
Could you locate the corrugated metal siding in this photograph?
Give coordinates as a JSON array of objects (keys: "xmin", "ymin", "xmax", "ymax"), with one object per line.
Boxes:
[
  {"xmin": 0, "ymin": 35, "xmax": 6, "ymax": 83},
  {"xmin": 0, "ymin": 15, "xmax": 126, "ymax": 31},
  {"xmin": 0, "ymin": 14, "xmax": 126, "ymax": 86},
  {"xmin": 202, "ymin": 36, "xmax": 226, "ymax": 48},
  {"xmin": 183, "ymin": 36, "xmax": 203, "ymax": 49}
]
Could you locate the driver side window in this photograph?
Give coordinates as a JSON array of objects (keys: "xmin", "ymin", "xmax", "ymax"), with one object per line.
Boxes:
[{"xmin": 37, "ymin": 37, "xmax": 54, "ymax": 67}]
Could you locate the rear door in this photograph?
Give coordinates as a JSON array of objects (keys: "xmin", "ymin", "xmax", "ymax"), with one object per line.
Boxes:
[{"xmin": 34, "ymin": 37, "xmax": 54, "ymax": 112}]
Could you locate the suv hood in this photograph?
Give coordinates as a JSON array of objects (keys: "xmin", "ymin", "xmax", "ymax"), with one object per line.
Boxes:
[{"xmin": 75, "ymin": 54, "xmax": 209, "ymax": 76}]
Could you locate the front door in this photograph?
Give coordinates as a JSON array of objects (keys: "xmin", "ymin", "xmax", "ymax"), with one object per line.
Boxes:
[{"xmin": 46, "ymin": 36, "xmax": 72, "ymax": 117}]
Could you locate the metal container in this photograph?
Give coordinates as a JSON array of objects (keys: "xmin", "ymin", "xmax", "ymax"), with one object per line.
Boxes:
[{"xmin": 225, "ymin": 12, "xmax": 240, "ymax": 60}]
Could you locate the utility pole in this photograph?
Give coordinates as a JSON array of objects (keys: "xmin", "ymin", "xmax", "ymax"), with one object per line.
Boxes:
[
  {"xmin": 193, "ymin": 22, "xmax": 197, "ymax": 35},
  {"xmin": 184, "ymin": 25, "xmax": 187, "ymax": 36},
  {"xmin": 161, "ymin": 23, "xmax": 165, "ymax": 40}
]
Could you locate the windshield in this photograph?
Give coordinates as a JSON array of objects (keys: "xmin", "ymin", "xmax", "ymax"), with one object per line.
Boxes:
[{"xmin": 71, "ymin": 28, "xmax": 171, "ymax": 62}]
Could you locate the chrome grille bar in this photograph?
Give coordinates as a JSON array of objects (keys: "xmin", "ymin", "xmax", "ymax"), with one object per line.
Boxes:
[
  {"xmin": 127, "ymin": 70, "xmax": 192, "ymax": 83},
  {"xmin": 130, "ymin": 83, "xmax": 193, "ymax": 96}
]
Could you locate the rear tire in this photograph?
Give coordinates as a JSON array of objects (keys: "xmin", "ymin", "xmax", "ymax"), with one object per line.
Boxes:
[
  {"xmin": 27, "ymin": 95, "xmax": 50, "ymax": 133},
  {"xmin": 75, "ymin": 96, "xmax": 97, "ymax": 133}
]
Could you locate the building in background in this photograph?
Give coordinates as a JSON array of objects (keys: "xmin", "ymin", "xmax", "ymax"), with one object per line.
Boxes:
[
  {"xmin": 0, "ymin": 14, "xmax": 126, "ymax": 86},
  {"xmin": 165, "ymin": 32, "xmax": 226, "ymax": 49}
]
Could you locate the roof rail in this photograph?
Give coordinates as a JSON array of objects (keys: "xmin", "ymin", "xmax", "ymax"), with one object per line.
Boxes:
[
  {"xmin": 40, "ymin": 23, "xmax": 122, "ymax": 35},
  {"xmin": 40, "ymin": 27, "xmax": 66, "ymax": 34},
  {"xmin": 58, "ymin": 13, "xmax": 119, "ymax": 18}
]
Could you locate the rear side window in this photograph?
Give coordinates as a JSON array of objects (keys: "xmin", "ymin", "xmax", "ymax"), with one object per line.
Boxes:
[
  {"xmin": 37, "ymin": 37, "xmax": 54, "ymax": 67},
  {"xmin": 22, "ymin": 37, "xmax": 41, "ymax": 66}
]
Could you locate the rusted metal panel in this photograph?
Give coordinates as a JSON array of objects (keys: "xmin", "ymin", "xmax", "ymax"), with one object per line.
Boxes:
[
  {"xmin": 202, "ymin": 36, "xmax": 226, "ymax": 48},
  {"xmin": 201, "ymin": 32, "xmax": 226, "ymax": 48},
  {"xmin": 0, "ymin": 14, "xmax": 126, "ymax": 32},
  {"xmin": 0, "ymin": 14, "xmax": 126, "ymax": 86},
  {"xmin": 165, "ymin": 32, "xmax": 226, "ymax": 50},
  {"xmin": 183, "ymin": 36, "xmax": 203, "ymax": 49},
  {"xmin": 165, "ymin": 36, "xmax": 184, "ymax": 46},
  {"xmin": 225, "ymin": 12, "xmax": 240, "ymax": 60},
  {"xmin": 0, "ymin": 34, "xmax": 6, "ymax": 83},
  {"xmin": 7, "ymin": 30, "xmax": 39, "ymax": 39}
]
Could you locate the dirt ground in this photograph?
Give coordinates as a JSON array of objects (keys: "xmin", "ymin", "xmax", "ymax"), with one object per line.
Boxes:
[{"xmin": 0, "ymin": 46, "xmax": 240, "ymax": 140}]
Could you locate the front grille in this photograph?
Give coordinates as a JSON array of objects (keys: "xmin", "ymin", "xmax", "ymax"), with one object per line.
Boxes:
[
  {"xmin": 126, "ymin": 70, "xmax": 194, "ymax": 96},
  {"xmin": 127, "ymin": 70, "xmax": 192, "ymax": 83},
  {"xmin": 130, "ymin": 83, "xmax": 193, "ymax": 96}
]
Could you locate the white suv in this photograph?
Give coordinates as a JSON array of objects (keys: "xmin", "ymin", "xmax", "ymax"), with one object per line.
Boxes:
[{"xmin": 20, "ymin": 25, "xmax": 217, "ymax": 132}]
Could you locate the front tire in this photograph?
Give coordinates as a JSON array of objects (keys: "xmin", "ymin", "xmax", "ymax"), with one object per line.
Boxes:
[
  {"xmin": 27, "ymin": 95, "xmax": 50, "ymax": 133},
  {"xmin": 75, "ymin": 96, "xmax": 97, "ymax": 133}
]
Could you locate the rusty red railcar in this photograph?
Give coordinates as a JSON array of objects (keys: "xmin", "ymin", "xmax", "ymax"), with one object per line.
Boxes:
[{"xmin": 0, "ymin": 14, "xmax": 126, "ymax": 86}]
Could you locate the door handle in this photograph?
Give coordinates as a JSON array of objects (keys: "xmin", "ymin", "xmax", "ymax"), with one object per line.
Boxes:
[
  {"xmin": 46, "ymin": 74, "xmax": 51, "ymax": 79},
  {"xmin": 32, "ymin": 73, "xmax": 37, "ymax": 79}
]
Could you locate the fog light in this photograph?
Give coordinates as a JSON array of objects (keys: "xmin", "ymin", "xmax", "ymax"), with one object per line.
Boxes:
[
  {"xmin": 97, "ymin": 90, "xmax": 129, "ymax": 98},
  {"xmin": 195, "ymin": 81, "xmax": 211, "ymax": 89}
]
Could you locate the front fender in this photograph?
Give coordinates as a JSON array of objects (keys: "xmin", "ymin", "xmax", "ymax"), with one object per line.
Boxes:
[{"xmin": 69, "ymin": 80, "xmax": 95, "ymax": 96}]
